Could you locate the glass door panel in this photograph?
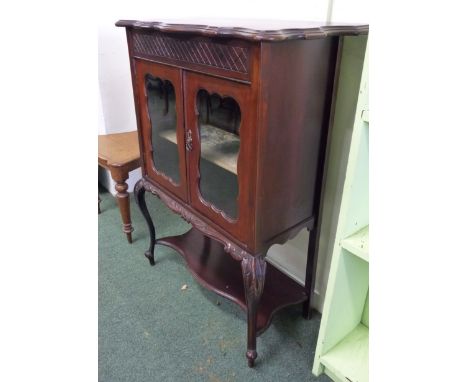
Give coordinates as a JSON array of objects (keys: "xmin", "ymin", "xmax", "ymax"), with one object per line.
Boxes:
[
  {"xmin": 184, "ymin": 71, "xmax": 256, "ymax": 242},
  {"xmin": 145, "ymin": 75, "xmax": 180, "ymax": 184},
  {"xmin": 135, "ymin": 60, "xmax": 187, "ymax": 201},
  {"xmin": 196, "ymin": 90, "xmax": 241, "ymax": 220}
]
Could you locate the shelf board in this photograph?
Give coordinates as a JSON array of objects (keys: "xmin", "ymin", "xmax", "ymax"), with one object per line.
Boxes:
[
  {"xmin": 321, "ymin": 323, "xmax": 368, "ymax": 382},
  {"xmin": 158, "ymin": 129, "xmax": 178, "ymax": 145},
  {"xmin": 361, "ymin": 109, "xmax": 369, "ymax": 123},
  {"xmin": 341, "ymin": 225, "xmax": 369, "ymax": 262},
  {"xmin": 200, "ymin": 124, "xmax": 239, "ymax": 174},
  {"xmin": 157, "ymin": 228, "xmax": 307, "ymax": 334},
  {"xmin": 159, "ymin": 124, "xmax": 239, "ymax": 174}
]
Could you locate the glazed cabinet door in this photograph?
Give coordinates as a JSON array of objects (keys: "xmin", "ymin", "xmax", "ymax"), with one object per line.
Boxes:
[
  {"xmin": 135, "ymin": 60, "xmax": 188, "ymax": 201},
  {"xmin": 184, "ymin": 72, "xmax": 257, "ymax": 244}
]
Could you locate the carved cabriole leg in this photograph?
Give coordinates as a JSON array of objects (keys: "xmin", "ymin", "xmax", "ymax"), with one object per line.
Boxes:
[
  {"xmin": 134, "ymin": 179, "xmax": 156, "ymax": 265},
  {"xmin": 111, "ymin": 168, "xmax": 134, "ymax": 244},
  {"xmin": 241, "ymin": 255, "xmax": 267, "ymax": 368}
]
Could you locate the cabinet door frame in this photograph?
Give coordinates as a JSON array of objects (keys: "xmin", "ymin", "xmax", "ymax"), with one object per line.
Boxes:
[
  {"xmin": 183, "ymin": 71, "xmax": 258, "ymax": 244},
  {"xmin": 135, "ymin": 59, "xmax": 188, "ymax": 201}
]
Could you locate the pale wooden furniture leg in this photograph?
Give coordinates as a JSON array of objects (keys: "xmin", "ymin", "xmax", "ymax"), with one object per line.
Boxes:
[
  {"xmin": 110, "ymin": 166, "xmax": 134, "ymax": 244},
  {"xmin": 98, "ymin": 131, "xmax": 141, "ymax": 244}
]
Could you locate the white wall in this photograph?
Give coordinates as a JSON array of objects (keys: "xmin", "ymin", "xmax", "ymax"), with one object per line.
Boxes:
[
  {"xmin": 97, "ymin": 0, "xmax": 368, "ymax": 311},
  {"xmin": 329, "ymin": 0, "xmax": 370, "ymax": 23}
]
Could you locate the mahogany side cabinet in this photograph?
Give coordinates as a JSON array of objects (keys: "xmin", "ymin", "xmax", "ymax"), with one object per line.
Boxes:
[{"xmin": 116, "ymin": 19, "xmax": 368, "ymax": 367}]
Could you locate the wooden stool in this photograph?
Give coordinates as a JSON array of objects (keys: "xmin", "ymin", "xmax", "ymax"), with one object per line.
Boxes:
[{"xmin": 98, "ymin": 131, "xmax": 140, "ymax": 243}]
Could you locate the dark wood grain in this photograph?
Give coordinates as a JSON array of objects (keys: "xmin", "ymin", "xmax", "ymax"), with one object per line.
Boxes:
[
  {"xmin": 131, "ymin": 30, "xmax": 253, "ymax": 83},
  {"xmin": 253, "ymin": 37, "xmax": 339, "ymax": 254},
  {"xmin": 241, "ymin": 255, "xmax": 267, "ymax": 367},
  {"xmin": 157, "ymin": 228, "xmax": 307, "ymax": 335},
  {"xmin": 116, "ymin": 19, "xmax": 368, "ymax": 41},
  {"xmin": 139, "ymin": 177, "xmax": 251, "ymax": 262},
  {"xmin": 135, "ymin": 179, "xmax": 156, "ymax": 265},
  {"xmin": 118, "ymin": 19, "xmax": 366, "ymax": 367},
  {"xmin": 134, "ymin": 60, "xmax": 188, "ymax": 202},
  {"xmin": 125, "ymin": 28, "xmax": 148, "ymax": 179},
  {"xmin": 302, "ymin": 37, "xmax": 343, "ymax": 319},
  {"xmin": 184, "ymin": 70, "xmax": 259, "ymax": 245}
]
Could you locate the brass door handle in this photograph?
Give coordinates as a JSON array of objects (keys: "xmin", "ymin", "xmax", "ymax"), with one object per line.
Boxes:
[{"xmin": 185, "ymin": 130, "xmax": 193, "ymax": 151}]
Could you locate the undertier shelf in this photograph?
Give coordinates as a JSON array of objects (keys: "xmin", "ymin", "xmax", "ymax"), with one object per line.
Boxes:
[
  {"xmin": 340, "ymin": 225, "xmax": 369, "ymax": 262},
  {"xmin": 157, "ymin": 228, "xmax": 307, "ymax": 334},
  {"xmin": 159, "ymin": 124, "xmax": 239, "ymax": 174},
  {"xmin": 320, "ymin": 323, "xmax": 369, "ymax": 382}
]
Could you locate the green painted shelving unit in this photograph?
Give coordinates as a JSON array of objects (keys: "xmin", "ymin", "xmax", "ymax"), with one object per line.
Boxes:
[{"xmin": 313, "ymin": 40, "xmax": 369, "ymax": 382}]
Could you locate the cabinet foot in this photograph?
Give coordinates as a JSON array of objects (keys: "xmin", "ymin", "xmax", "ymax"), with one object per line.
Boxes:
[
  {"xmin": 246, "ymin": 350, "xmax": 257, "ymax": 368},
  {"xmin": 135, "ymin": 179, "xmax": 156, "ymax": 265}
]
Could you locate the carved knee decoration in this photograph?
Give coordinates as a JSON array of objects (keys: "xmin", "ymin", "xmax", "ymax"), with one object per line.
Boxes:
[{"xmin": 241, "ymin": 256, "xmax": 267, "ymax": 367}]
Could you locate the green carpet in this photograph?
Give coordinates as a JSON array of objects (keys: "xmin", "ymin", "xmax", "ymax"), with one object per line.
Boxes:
[{"xmin": 99, "ymin": 187, "xmax": 331, "ymax": 382}]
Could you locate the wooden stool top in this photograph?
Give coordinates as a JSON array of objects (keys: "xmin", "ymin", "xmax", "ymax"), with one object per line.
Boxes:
[{"xmin": 98, "ymin": 131, "xmax": 140, "ymax": 169}]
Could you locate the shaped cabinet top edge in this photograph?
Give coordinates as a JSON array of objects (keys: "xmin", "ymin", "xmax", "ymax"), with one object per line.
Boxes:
[{"xmin": 116, "ymin": 19, "xmax": 369, "ymax": 42}]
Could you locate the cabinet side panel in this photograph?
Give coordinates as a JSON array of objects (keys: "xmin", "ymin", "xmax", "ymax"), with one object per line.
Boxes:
[{"xmin": 255, "ymin": 38, "xmax": 338, "ymax": 250}]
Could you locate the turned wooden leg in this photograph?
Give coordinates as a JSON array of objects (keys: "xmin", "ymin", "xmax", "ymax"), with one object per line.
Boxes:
[
  {"xmin": 241, "ymin": 256, "xmax": 267, "ymax": 367},
  {"xmin": 111, "ymin": 170, "xmax": 134, "ymax": 244},
  {"xmin": 135, "ymin": 179, "xmax": 156, "ymax": 265}
]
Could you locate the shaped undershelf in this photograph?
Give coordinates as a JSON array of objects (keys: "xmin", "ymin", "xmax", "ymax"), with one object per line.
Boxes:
[
  {"xmin": 157, "ymin": 228, "xmax": 307, "ymax": 334},
  {"xmin": 159, "ymin": 124, "xmax": 239, "ymax": 174},
  {"xmin": 320, "ymin": 323, "xmax": 369, "ymax": 382},
  {"xmin": 341, "ymin": 225, "xmax": 369, "ymax": 262}
]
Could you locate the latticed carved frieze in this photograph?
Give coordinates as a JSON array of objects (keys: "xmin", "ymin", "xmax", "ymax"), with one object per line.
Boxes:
[{"xmin": 133, "ymin": 32, "xmax": 249, "ymax": 74}]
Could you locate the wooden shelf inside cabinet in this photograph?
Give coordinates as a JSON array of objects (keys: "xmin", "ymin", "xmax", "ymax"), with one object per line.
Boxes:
[
  {"xmin": 199, "ymin": 124, "xmax": 239, "ymax": 174},
  {"xmin": 341, "ymin": 225, "xmax": 369, "ymax": 262},
  {"xmin": 159, "ymin": 124, "xmax": 239, "ymax": 174},
  {"xmin": 320, "ymin": 324, "xmax": 369, "ymax": 382}
]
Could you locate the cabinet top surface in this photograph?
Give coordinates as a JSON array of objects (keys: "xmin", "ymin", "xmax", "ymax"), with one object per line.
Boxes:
[{"xmin": 116, "ymin": 18, "xmax": 368, "ymax": 41}]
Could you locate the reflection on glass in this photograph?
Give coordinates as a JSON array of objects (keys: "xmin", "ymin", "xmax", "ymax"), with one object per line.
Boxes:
[
  {"xmin": 197, "ymin": 90, "xmax": 241, "ymax": 219},
  {"xmin": 145, "ymin": 74, "xmax": 180, "ymax": 184}
]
